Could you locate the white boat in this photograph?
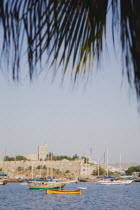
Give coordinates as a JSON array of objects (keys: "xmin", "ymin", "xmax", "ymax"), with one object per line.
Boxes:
[
  {"xmin": 96, "ymin": 179, "xmax": 133, "ymax": 185},
  {"xmin": 78, "ymin": 187, "xmax": 87, "ymax": 190},
  {"xmin": 120, "ymin": 180, "xmax": 133, "ymax": 184},
  {"xmin": 96, "ymin": 180, "xmax": 122, "ymax": 185}
]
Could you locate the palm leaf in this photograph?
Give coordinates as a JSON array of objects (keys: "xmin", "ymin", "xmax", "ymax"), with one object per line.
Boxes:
[{"xmin": 0, "ymin": 0, "xmax": 140, "ymax": 100}]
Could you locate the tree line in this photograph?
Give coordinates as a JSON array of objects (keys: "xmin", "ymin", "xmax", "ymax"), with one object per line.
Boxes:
[
  {"xmin": 3, "ymin": 154, "xmax": 80, "ymax": 161},
  {"xmin": 4, "ymin": 156, "xmax": 28, "ymax": 161},
  {"xmin": 46, "ymin": 153, "xmax": 79, "ymax": 161}
]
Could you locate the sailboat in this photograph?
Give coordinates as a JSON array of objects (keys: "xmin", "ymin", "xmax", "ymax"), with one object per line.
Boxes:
[
  {"xmin": 119, "ymin": 153, "xmax": 133, "ymax": 184},
  {"xmin": 96, "ymin": 150, "xmax": 133, "ymax": 185},
  {"xmin": 79, "ymin": 156, "xmax": 94, "ymax": 182}
]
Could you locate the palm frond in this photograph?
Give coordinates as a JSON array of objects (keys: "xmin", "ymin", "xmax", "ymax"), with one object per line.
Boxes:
[
  {"xmin": 119, "ymin": 0, "xmax": 140, "ymax": 98},
  {"xmin": 0, "ymin": 0, "xmax": 108, "ymax": 80},
  {"xmin": 0, "ymin": 0, "xmax": 140, "ymax": 100}
]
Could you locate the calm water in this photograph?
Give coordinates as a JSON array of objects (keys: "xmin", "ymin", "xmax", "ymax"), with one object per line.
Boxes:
[{"xmin": 0, "ymin": 182, "xmax": 140, "ymax": 210}]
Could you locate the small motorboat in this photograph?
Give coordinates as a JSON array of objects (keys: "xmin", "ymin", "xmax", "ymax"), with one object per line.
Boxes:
[
  {"xmin": 46, "ymin": 189, "xmax": 82, "ymax": 195},
  {"xmin": 78, "ymin": 187, "xmax": 87, "ymax": 190}
]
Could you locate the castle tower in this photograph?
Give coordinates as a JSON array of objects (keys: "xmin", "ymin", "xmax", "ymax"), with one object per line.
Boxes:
[{"xmin": 38, "ymin": 144, "xmax": 47, "ymax": 161}]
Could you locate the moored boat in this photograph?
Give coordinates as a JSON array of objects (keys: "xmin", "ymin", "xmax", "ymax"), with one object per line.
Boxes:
[
  {"xmin": 96, "ymin": 180, "xmax": 122, "ymax": 185},
  {"xmin": 120, "ymin": 180, "xmax": 133, "ymax": 184},
  {"xmin": 46, "ymin": 189, "xmax": 82, "ymax": 195},
  {"xmin": 0, "ymin": 180, "xmax": 7, "ymax": 185},
  {"xmin": 134, "ymin": 178, "xmax": 140, "ymax": 182},
  {"xmin": 26, "ymin": 178, "xmax": 53, "ymax": 183},
  {"xmin": 0, "ymin": 174, "xmax": 8, "ymax": 185},
  {"xmin": 79, "ymin": 178, "xmax": 94, "ymax": 182},
  {"xmin": 78, "ymin": 187, "xmax": 87, "ymax": 190},
  {"xmin": 96, "ymin": 179, "xmax": 133, "ymax": 185},
  {"xmin": 7, "ymin": 179, "xmax": 24, "ymax": 183},
  {"xmin": 29, "ymin": 183, "xmax": 65, "ymax": 190}
]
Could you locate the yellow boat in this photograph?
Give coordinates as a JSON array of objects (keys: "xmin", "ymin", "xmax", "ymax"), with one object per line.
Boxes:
[{"xmin": 46, "ymin": 189, "xmax": 82, "ymax": 195}]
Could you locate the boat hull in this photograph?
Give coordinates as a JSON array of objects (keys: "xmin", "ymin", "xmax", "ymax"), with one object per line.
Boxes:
[
  {"xmin": 134, "ymin": 179, "xmax": 140, "ymax": 182},
  {"xmin": 79, "ymin": 179, "xmax": 94, "ymax": 182},
  {"xmin": 29, "ymin": 183, "xmax": 65, "ymax": 190},
  {"xmin": 96, "ymin": 180, "xmax": 133, "ymax": 185},
  {"xmin": 96, "ymin": 181, "xmax": 122, "ymax": 185},
  {"xmin": 46, "ymin": 189, "xmax": 82, "ymax": 195}
]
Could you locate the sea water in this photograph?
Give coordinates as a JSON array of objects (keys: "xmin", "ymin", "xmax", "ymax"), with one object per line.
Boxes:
[{"xmin": 0, "ymin": 182, "xmax": 140, "ymax": 210}]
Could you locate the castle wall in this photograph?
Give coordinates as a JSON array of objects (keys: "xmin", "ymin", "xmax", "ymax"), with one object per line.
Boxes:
[{"xmin": 0, "ymin": 159, "xmax": 97, "ymax": 177}]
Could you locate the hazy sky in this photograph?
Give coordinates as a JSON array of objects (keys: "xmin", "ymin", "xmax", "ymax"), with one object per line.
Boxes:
[{"xmin": 0, "ymin": 10, "xmax": 140, "ymax": 164}]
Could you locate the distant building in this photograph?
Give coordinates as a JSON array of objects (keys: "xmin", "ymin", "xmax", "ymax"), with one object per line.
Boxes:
[
  {"xmin": 38, "ymin": 144, "xmax": 47, "ymax": 160},
  {"xmin": 24, "ymin": 153, "xmax": 38, "ymax": 161},
  {"xmin": 23, "ymin": 144, "xmax": 47, "ymax": 161}
]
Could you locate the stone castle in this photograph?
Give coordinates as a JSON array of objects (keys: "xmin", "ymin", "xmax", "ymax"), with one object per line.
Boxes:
[
  {"xmin": 24, "ymin": 144, "xmax": 47, "ymax": 161},
  {"xmin": 0, "ymin": 159, "xmax": 97, "ymax": 178},
  {"xmin": 0, "ymin": 144, "xmax": 98, "ymax": 177}
]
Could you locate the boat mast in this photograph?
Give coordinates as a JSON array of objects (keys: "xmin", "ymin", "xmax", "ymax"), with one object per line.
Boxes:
[
  {"xmin": 14, "ymin": 152, "xmax": 16, "ymax": 177},
  {"xmin": 104, "ymin": 151, "xmax": 106, "ymax": 165},
  {"xmin": 120, "ymin": 152, "xmax": 122, "ymax": 173},
  {"xmin": 106, "ymin": 148, "xmax": 108, "ymax": 177},
  {"xmin": 86, "ymin": 156, "xmax": 88, "ymax": 178},
  {"xmin": 47, "ymin": 153, "xmax": 49, "ymax": 177},
  {"xmin": 32, "ymin": 156, "xmax": 34, "ymax": 179},
  {"xmin": 98, "ymin": 160, "xmax": 100, "ymax": 177},
  {"xmin": 50, "ymin": 152, "xmax": 53, "ymax": 179}
]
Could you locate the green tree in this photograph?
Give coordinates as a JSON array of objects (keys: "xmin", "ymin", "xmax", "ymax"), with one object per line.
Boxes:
[
  {"xmin": 65, "ymin": 170, "xmax": 70, "ymax": 173},
  {"xmin": 81, "ymin": 156, "xmax": 89, "ymax": 164},
  {"xmin": 46, "ymin": 153, "xmax": 53, "ymax": 160},
  {"xmin": 72, "ymin": 154, "xmax": 79, "ymax": 160},
  {"xmin": 4, "ymin": 156, "xmax": 15, "ymax": 161},
  {"xmin": 15, "ymin": 156, "xmax": 27, "ymax": 161},
  {"xmin": 125, "ymin": 165, "xmax": 140, "ymax": 175},
  {"xmin": 28, "ymin": 166, "xmax": 32, "ymax": 170},
  {"xmin": 4, "ymin": 155, "xmax": 27, "ymax": 161},
  {"xmin": 92, "ymin": 167, "xmax": 106, "ymax": 176},
  {"xmin": 17, "ymin": 167, "xmax": 23, "ymax": 171},
  {"xmin": 0, "ymin": 1, "xmax": 140, "ymax": 99},
  {"xmin": 37, "ymin": 165, "xmax": 43, "ymax": 169}
]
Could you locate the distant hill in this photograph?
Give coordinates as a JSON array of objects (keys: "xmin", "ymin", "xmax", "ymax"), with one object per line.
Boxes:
[{"xmin": 110, "ymin": 163, "xmax": 140, "ymax": 170}]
